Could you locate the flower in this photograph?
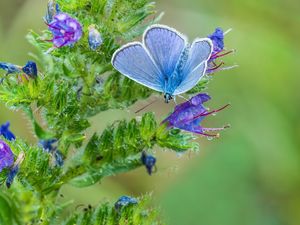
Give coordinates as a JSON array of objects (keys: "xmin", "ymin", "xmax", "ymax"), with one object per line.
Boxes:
[
  {"xmin": 0, "ymin": 140, "xmax": 14, "ymax": 172},
  {"xmin": 206, "ymin": 28, "xmax": 235, "ymax": 74},
  {"xmin": 141, "ymin": 151, "xmax": 156, "ymax": 175},
  {"xmin": 39, "ymin": 139, "xmax": 57, "ymax": 152},
  {"xmin": 47, "ymin": 13, "xmax": 83, "ymax": 48},
  {"xmin": 208, "ymin": 28, "xmax": 224, "ymax": 54},
  {"xmin": 0, "ymin": 122, "xmax": 16, "ymax": 141},
  {"xmin": 162, "ymin": 93, "xmax": 229, "ymax": 138},
  {"xmin": 6, "ymin": 152, "xmax": 25, "ymax": 188},
  {"xmin": 114, "ymin": 196, "xmax": 138, "ymax": 213},
  {"xmin": 0, "ymin": 62, "xmax": 21, "ymax": 75},
  {"xmin": 0, "ymin": 61, "xmax": 38, "ymax": 82},
  {"xmin": 44, "ymin": 0, "xmax": 58, "ymax": 23},
  {"xmin": 88, "ymin": 25, "xmax": 103, "ymax": 51},
  {"xmin": 22, "ymin": 61, "xmax": 37, "ymax": 78},
  {"xmin": 39, "ymin": 139, "xmax": 64, "ymax": 166}
]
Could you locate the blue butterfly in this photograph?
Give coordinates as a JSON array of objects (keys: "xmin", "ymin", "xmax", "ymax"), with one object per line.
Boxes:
[{"xmin": 111, "ymin": 24, "xmax": 213, "ymax": 103}]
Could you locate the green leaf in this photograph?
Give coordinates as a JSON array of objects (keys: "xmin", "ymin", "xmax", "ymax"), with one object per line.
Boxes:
[{"xmin": 0, "ymin": 193, "xmax": 13, "ymax": 225}]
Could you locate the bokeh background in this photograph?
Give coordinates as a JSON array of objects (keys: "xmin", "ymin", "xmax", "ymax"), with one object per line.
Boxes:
[{"xmin": 1, "ymin": 0, "xmax": 300, "ymax": 224}]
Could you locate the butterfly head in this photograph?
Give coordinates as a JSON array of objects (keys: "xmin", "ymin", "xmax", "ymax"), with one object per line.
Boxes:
[{"xmin": 164, "ymin": 93, "xmax": 173, "ymax": 103}]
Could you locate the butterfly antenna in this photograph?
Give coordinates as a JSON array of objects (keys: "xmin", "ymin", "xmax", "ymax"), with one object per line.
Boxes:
[{"xmin": 135, "ymin": 99, "xmax": 157, "ymax": 114}]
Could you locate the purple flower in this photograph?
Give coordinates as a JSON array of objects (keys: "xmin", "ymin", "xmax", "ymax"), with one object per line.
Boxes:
[
  {"xmin": 206, "ymin": 28, "xmax": 235, "ymax": 74},
  {"xmin": 0, "ymin": 140, "xmax": 14, "ymax": 172},
  {"xmin": 208, "ymin": 28, "xmax": 224, "ymax": 54},
  {"xmin": 141, "ymin": 151, "xmax": 156, "ymax": 175},
  {"xmin": 47, "ymin": 13, "xmax": 82, "ymax": 48},
  {"xmin": 88, "ymin": 25, "xmax": 103, "ymax": 51},
  {"xmin": 162, "ymin": 93, "xmax": 229, "ymax": 138},
  {"xmin": 0, "ymin": 122, "xmax": 16, "ymax": 141},
  {"xmin": 22, "ymin": 61, "xmax": 37, "ymax": 78},
  {"xmin": 6, "ymin": 152, "xmax": 24, "ymax": 188},
  {"xmin": 114, "ymin": 196, "xmax": 138, "ymax": 213}
]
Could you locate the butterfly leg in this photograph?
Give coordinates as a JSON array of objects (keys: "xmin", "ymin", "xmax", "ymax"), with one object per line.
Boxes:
[
  {"xmin": 178, "ymin": 94, "xmax": 188, "ymax": 101},
  {"xmin": 173, "ymin": 96, "xmax": 177, "ymax": 105}
]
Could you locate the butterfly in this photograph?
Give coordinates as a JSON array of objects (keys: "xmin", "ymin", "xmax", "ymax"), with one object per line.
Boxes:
[{"xmin": 111, "ymin": 24, "xmax": 213, "ymax": 103}]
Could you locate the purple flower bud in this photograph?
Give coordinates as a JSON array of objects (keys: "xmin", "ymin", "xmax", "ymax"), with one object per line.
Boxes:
[
  {"xmin": 0, "ymin": 122, "xmax": 16, "ymax": 141},
  {"xmin": 162, "ymin": 93, "xmax": 230, "ymax": 138},
  {"xmin": 47, "ymin": 13, "xmax": 82, "ymax": 48},
  {"xmin": 44, "ymin": 0, "xmax": 61, "ymax": 24},
  {"xmin": 114, "ymin": 196, "xmax": 138, "ymax": 213},
  {"xmin": 141, "ymin": 151, "xmax": 156, "ymax": 175},
  {"xmin": 22, "ymin": 61, "xmax": 37, "ymax": 78},
  {"xmin": 88, "ymin": 25, "xmax": 103, "ymax": 51},
  {"xmin": 6, "ymin": 152, "xmax": 24, "ymax": 188},
  {"xmin": 0, "ymin": 140, "xmax": 14, "ymax": 172}
]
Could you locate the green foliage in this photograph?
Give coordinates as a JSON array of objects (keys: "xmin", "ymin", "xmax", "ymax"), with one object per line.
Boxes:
[
  {"xmin": 0, "ymin": 0, "xmax": 201, "ymax": 223},
  {"xmin": 63, "ymin": 112, "xmax": 197, "ymax": 187},
  {"xmin": 62, "ymin": 194, "xmax": 162, "ymax": 225}
]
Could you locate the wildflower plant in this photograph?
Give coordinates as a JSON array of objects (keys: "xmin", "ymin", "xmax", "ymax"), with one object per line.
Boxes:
[{"xmin": 0, "ymin": 0, "xmax": 235, "ymax": 224}]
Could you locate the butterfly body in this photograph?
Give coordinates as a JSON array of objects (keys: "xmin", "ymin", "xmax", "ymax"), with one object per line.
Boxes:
[{"xmin": 112, "ymin": 25, "xmax": 213, "ymax": 103}]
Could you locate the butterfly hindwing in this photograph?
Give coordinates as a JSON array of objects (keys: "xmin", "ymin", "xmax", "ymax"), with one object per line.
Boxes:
[
  {"xmin": 143, "ymin": 25, "xmax": 187, "ymax": 77},
  {"xmin": 174, "ymin": 38, "xmax": 212, "ymax": 95},
  {"xmin": 112, "ymin": 43, "xmax": 164, "ymax": 92}
]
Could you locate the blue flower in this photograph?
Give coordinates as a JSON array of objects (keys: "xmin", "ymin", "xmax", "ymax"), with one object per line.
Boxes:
[
  {"xmin": 0, "ymin": 122, "xmax": 16, "ymax": 141},
  {"xmin": 39, "ymin": 139, "xmax": 64, "ymax": 166},
  {"xmin": 6, "ymin": 152, "xmax": 25, "ymax": 188},
  {"xmin": 114, "ymin": 196, "xmax": 138, "ymax": 213},
  {"xmin": 47, "ymin": 13, "xmax": 83, "ymax": 48},
  {"xmin": 0, "ymin": 140, "xmax": 14, "ymax": 172},
  {"xmin": 141, "ymin": 151, "xmax": 156, "ymax": 175},
  {"xmin": 0, "ymin": 62, "xmax": 21, "ymax": 75},
  {"xmin": 162, "ymin": 93, "xmax": 229, "ymax": 138},
  {"xmin": 88, "ymin": 25, "xmax": 103, "ymax": 51},
  {"xmin": 39, "ymin": 139, "xmax": 57, "ymax": 152},
  {"xmin": 22, "ymin": 61, "xmax": 37, "ymax": 78}
]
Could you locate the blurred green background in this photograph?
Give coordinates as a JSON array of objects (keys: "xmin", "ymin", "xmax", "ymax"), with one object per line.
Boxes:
[{"xmin": 1, "ymin": 0, "xmax": 300, "ymax": 224}]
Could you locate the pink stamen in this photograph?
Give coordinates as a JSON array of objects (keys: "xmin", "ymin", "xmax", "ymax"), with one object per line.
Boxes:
[
  {"xmin": 195, "ymin": 103, "xmax": 230, "ymax": 119},
  {"xmin": 209, "ymin": 62, "xmax": 224, "ymax": 71},
  {"xmin": 215, "ymin": 50, "xmax": 234, "ymax": 58},
  {"xmin": 210, "ymin": 50, "xmax": 234, "ymax": 60}
]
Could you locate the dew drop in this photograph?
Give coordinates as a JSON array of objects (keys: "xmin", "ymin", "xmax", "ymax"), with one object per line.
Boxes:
[{"xmin": 207, "ymin": 136, "xmax": 213, "ymax": 141}]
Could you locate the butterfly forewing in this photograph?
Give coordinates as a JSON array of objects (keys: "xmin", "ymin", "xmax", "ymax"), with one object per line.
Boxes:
[
  {"xmin": 112, "ymin": 43, "xmax": 164, "ymax": 92},
  {"xmin": 173, "ymin": 39, "xmax": 213, "ymax": 95},
  {"xmin": 143, "ymin": 25, "xmax": 187, "ymax": 77}
]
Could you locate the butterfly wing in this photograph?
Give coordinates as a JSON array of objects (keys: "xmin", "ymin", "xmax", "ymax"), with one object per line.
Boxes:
[
  {"xmin": 143, "ymin": 25, "xmax": 187, "ymax": 77},
  {"xmin": 112, "ymin": 42, "xmax": 164, "ymax": 92},
  {"xmin": 174, "ymin": 38, "xmax": 212, "ymax": 95}
]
